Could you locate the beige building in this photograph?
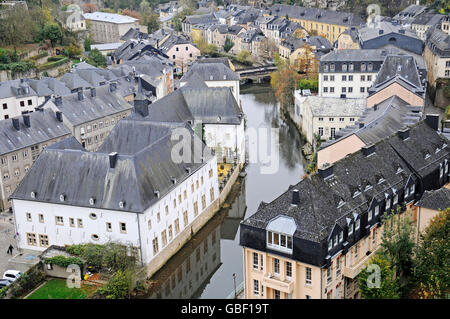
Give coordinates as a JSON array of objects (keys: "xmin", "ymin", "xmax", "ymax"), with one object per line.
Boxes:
[
  {"xmin": 0, "ymin": 110, "xmax": 71, "ymax": 211},
  {"xmin": 43, "ymin": 85, "xmax": 133, "ymax": 151},
  {"xmin": 415, "ymin": 187, "xmax": 450, "ymax": 236},
  {"xmin": 83, "ymin": 12, "xmax": 138, "ymax": 43}
]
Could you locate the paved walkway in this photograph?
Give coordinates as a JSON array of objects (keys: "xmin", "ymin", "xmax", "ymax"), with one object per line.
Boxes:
[{"xmin": 0, "ymin": 213, "xmax": 40, "ymax": 276}]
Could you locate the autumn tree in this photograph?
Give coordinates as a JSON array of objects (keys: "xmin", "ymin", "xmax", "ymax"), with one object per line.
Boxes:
[
  {"xmin": 122, "ymin": 8, "xmax": 141, "ymax": 21},
  {"xmin": 82, "ymin": 3, "xmax": 98, "ymax": 13},
  {"xmin": 236, "ymin": 50, "xmax": 252, "ymax": 65},
  {"xmin": 270, "ymin": 54, "xmax": 299, "ymax": 109},
  {"xmin": 413, "ymin": 208, "xmax": 450, "ymax": 298},
  {"xmin": 145, "ymin": 13, "xmax": 160, "ymax": 34}
]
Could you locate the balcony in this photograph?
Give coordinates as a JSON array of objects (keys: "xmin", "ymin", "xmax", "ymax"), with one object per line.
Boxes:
[
  {"xmin": 342, "ymin": 246, "xmax": 381, "ymax": 279},
  {"xmin": 262, "ymin": 274, "xmax": 294, "ymax": 294}
]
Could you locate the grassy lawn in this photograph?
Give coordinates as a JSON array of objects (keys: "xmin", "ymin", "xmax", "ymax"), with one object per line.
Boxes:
[{"xmin": 27, "ymin": 279, "xmax": 98, "ymax": 299}]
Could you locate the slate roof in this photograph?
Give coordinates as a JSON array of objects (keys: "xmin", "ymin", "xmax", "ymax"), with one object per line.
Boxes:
[
  {"xmin": 183, "ymin": 13, "xmax": 218, "ymax": 25},
  {"xmin": 43, "ymin": 85, "xmax": 133, "ymax": 126},
  {"xmin": 302, "ymin": 96, "xmax": 366, "ymax": 117},
  {"xmin": 83, "ymin": 12, "xmax": 138, "ymax": 24},
  {"xmin": 0, "ymin": 79, "xmax": 37, "ymax": 99},
  {"xmin": 269, "ymin": 4, "xmax": 364, "ymax": 27},
  {"xmin": 128, "ymin": 86, "xmax": 242, "ymax": 125},
  {"xmin": 11, "ymin": 120, "xmax": 212, "ymax": 214},
  {"xmin": 159, "ymin": 34, "xmax": 196, "ymax": 54},
  {"xmin": 411, "ymin": 13, "xmax": 444, "ymax": 26},
  {"xmin": 370, "ymin": 55, "xmax": 425, "ymax": 97},
  {"xmin": 0, "ymin": 109, "xmax": 71, "ymax": 156},
  {"xmin": 242, "ymin": 121, "xmax": 449, "ymax": 244},
  {"xmin": 180, "ymin": 62, "xmax": 239, "ymax": 82},
  {"xmin": 358, "ymin": 21, "xmax": 420, "ymax": 43},
  {"xmin": 416, "ymin": 188, "xmax": 450, "ymax": 211},
  {"xmin": 426, "ymin": 25, "xmax": 450, "ymax": 58}
]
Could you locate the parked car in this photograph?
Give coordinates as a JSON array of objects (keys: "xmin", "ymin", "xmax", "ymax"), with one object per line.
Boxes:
[
  {"xmin": 0, "ymin": 279, "xmax": 12, "ymax": 288},
  {"xmin": 2, "ymin": 270, "xmax": 22, "ymax": 282}
]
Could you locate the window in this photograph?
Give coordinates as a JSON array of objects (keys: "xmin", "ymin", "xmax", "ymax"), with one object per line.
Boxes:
[
  {"xmin": 324, "ymin": 75, "xmax": 328, "ymax": 81},
  {"xmin": 330, "ymin": 87, "xmax": 335, "ymax": 93},
  {"xmin": 318, "ymin": 117, "xmax": 324, "ymax": 121},
  {"xmin": 368, "ymin": 210, "xmax": 373, "ymax": 221},
  {"xmin": 120, "ymin": 222, "xmax": 127, "ymax": 233},
  {"xmin": 360, "ymin": 87, "xmax": 365, "ymax": 93},
  {"xmin": 350, "ymin": 118, "xmax": 355, "ymax": 122},
  {"xmin": 27, "ymin": 233, "xmax": 37, "ymax": 246},
  {"xmin": 157, "ymin": 212, "xmax": 161, "ymax": 222},
  {"xmin": 367, "ymin": 75, "xmax": 372, "ymax": 81},
  {"xmin": 55, "ymin": 216, "xmax": 64, "ymax": 225},
  {"xmin": 168, "ymin": 225, "xmax": 173, "ymax": 241},
  {"xmin": 372, "ymin": 229, "xmax": 376, "ymax": 245},
  {"xmin": 336, "ymin": 258, "xmax": 341, "ymax": 276},
  {"xmin": 393, "ymin": 194, "xmax": 398, "ymax": 205},
  {"xmin": 20, "ymin": 101, "xmax": 25, "ymax": 107},
  {"xmin": 267, "ymin": 231, "xmax": 293, "ymax": 253},
  {"xmin": 184, "ymin": 190, "xmax": 187, "ymax": 199},
  {"xmin": 253, "ymin": 279, "xmax": 259, "ymax": 296},
  {"xmin": 386, "ymin": 198, "xmax": 391, "ymax": 211},
  {"xmin": 274, "ymin": 289, "xmax": 280, "ymax": 299},
  {"xmin": 77, "ymin": 219, "xmax": 83, "ymax": 228},
  {"xmin": 331, "ymin": 128, "xmax": 336, "ymax": 139},
  {"xmin": 106, "ymin": 222, "xmax": 112, "ymax": 232},
  {"xmin": 286, "ymin": 261, "xmax": 292, "ymax": 278},
  {"xmin": 375, "ymin": 205, "xmax": 379, "ymax": 216},
  {"xmin": 39, "ymin": 234, "xmax": 49, "ymax": 247},
  {"xmin": 329, "ymin": 117, "xmax": 334, "ymax": 122},
  {"xmin": 361, "ymin": 63, "xmax": 366, "ymax": 71},
  {"xmin": 327, "ymin": 267, "xmax": 332, "ymax": 284},
  {"xmin": 193, "ymin": 201, "xmax": 199, "ymax": 216},
  {"xmin": 183, "ymin": 211, "xmax": 188, "ymax": 227},
  {"xmin": 39, "ymin": 214, "xmax": 44, "ymax": 223},
  {"xmin": 201, "ymin": 195, "xmax": 206, "ymax": 210},
  {"xmin": 306, "ymin": 267, "xmax": 312, "ymax": 285},
  {"xmin": 323, "ymin": 87, "xmax": 328, "ymax": 93},
  {"xmin": 26, "ymin": 212, "xmax": 32, "ymax": 221},
  {"xmin": 348, "ymin": 224, "xmax": 353, "ymax": 236},
  {"xmin": 148, "ymin": 220, "xmax": 152, "ymax": 230},
  {"xmin": 354, "ymin": 244, "xmax": 358, "ymax": 259},
  {"xmin": 175, "ymin": 218, "xmax": 180, "ymax": 234},
  {"xmin": 89, "ymin": 213, "xmax": 97, "ymax": 220},
  {"xmin": 165, "ymin": 205, "xmax": 169, "ymax": 215},
  {"xmin": 153, "ymin": 237, "xmax": 159, "ymax": 255},
  {"xmin": 330, "ymin": 75, "xmax": 335, "ymax": 81},
  {"xmin": 70, "ymin": 218, "xmax": 75, "ymax": 227},
  {"xmin": 318, "ymin": 127, "xmax": 324, "ymax": 136},
  {"xmin": 253, "ymin": 252, "xmax": 259, "ymax": 270},
  {"xmin": 1, "ymin": 157, "xmax": 6, "ymax": 165},
  {"xmin": 2, "ymin": 103, "xmax": 6, "ymax": 110},
  {"xmin": 12, "ymin": 154, "xmax": 17, "ymax": 162},
  {"xmin": 355, "ymin": 219, "xmax": 360, "ymax": 230},
  {"xmin": 342, "ymin": 75, "xmax": 347, "ymax": 81},
  {"xmin": 210, "ymin": 187, "xmax": 215, "ymax": 202},
  {"xmin": 23, "ymin": 150, "xmax": 28, "ymax": 158},
  {"xmin": 274, "ymin": 258, "xmax": 280, "ymax": 275},
  {"xmin": 342, "ymin": 87, "xmax": 346, "ymax": 93},
  {"xmin": 348, "ymin": 87, "xmax": 353, "ymax": 93},
  {"xmin": 339, "ymin": 231, "xmax": 343, "ymax": 242},
  {"xmin": 162, "ymin": 230, "xmax": 168, "ymax": 247}
]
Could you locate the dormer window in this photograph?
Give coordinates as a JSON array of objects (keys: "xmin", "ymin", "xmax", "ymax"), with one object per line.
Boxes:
[
  {"xmin": 119, "ymin": 201, "xmax": 125, "ymax": 208},
  {"xmin": 368, "ymin": 210, "xmax": 373, "ymax": 221},
  {"xmin": 337, "ymin": 199, "xmax": 345, "ymax": 208},
  {"xmin": 334, "ymin": 234, "xmax": 338, "ymax": 247},
  {"xmin": 267, "ymin": 231, "xmax": 293, "ymax": 253},
  {"xmin": 348, "ymin": 224, "xmax": 353, "ymax": 236},
  {"xmin": 339, "ymin": 231, "xmax": 343, "ymax": 243},
  {"xmin": 435, "ymin": 147, "xmax": 440, "ymax": 154},
  {"xmin": 330, "ymin": 63, "xmax": 335, "ymax": 71},
  {"xmin": 396, "ymin": 166, "xmax": 403, "ymax": 174},
  {"xmin": 361, "ymin": 63, "xmax": 366, "ymax": 71},
  {"xmin": 440, "ymin": 163, "xmax": 444, "ymax": 178},
  {"xmin": 409, "ymin": 184, "xmax": 415, "ymax": 196},
  {"xmin": 425, "ymin": 153, "xmax": 431, "ymax": 160},
  {"xmin": 393, "ymin": 193, "xmax": 398, "ymax": 205},
  {"xmin": 353, "ymin": 190, "xmax": 361, "ymax": 198},
  {"xmin": 342, "ymin": 64, "xmax": 347, "ymax": 72},
  {"xmin": 375, "ymin": 205, "xmax": 380, "ymax": 216},
  {"xmin": 89, "ymin": 197, "xmax": 95, "ymax": 205},
  {"xmin": 365, "ymin": 184, "xmax": 372, "ymax": 191},
  {"xmin": 386, "ymin": 198, "xmax": 391, "ymax": 211},
  {"xmin": 328, "ymin": 240, "xmax": 332, "ymax": 251},
  {"xmin": 324, "ymin": 64, "xmax": 329, "ymax": 72},
  {"xmin": 355, "ymin": 219, "xmax": 360, "ymax": 230},
  {"xmin": 59, "ymin": 194, "xmax": 66, "ymax": 202}
]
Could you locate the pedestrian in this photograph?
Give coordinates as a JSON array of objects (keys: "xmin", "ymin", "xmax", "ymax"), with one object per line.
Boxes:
[{"xmin": 7, "ymin": 244, "xmax": 13, "ymax": 255}]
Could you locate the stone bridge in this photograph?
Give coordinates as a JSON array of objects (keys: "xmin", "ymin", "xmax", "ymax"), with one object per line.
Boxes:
[{"xmin": 236, "ymin": 65, "xmax": 277, "ymax": 84}]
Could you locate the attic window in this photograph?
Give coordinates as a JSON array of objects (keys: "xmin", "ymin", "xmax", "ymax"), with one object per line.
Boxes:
[
  {"xmin": 119, "ymin": 201, "xmax": 125, "ymax": 208},
  {"xmin": 352, "ymin": 190, "xmax": 361, "ymax": 198},
  {"xmin": 378, "ymin": 177, "xmax": 385, "ymax": 184},
  {"xmin": 396, "ymin": 166, "xmax": 403, "ymax": 174},
  {"xmin": 348, "ymin": 224, "xmax": 353, "ymax": 236},
  {"xmin": 59, "ymin": 194, "xmax": 66, "ymax": 202},
  {"xmin": 355, "ymin": 219, "xmax": 360, "ymax": 230},
  {"xmin": 89, "ymin": 213, "xmax": 97, "ymax": 220},
  {"xmin": 424, "ymin": 153, "xmax": 431, "ymax": 160},
  {"xmin": 337, "ymin": 199, "xmax": 345, "ymax": 208},
  {"xmin": 30, "ymin": 192, "xmax": 36, "ymax": 199},
  {"xmin": 365, "ymin": 184, "xmax": 372, "ymax": 191},
  {"xmin": 339, "ymin": 231, "xmax": 343, "ymax": 243},
  {"xmin": 89, "ymin": 197, "xmax": 95, "ymax": 205},
  {"xmin": 435, "ymin": 147, "xmax": 440, "ymax": 154}
]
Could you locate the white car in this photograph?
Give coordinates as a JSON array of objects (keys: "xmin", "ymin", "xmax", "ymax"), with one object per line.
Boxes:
[{"xmin": 2, "ymin": 270, "xmax": 22, "ymax": 282}]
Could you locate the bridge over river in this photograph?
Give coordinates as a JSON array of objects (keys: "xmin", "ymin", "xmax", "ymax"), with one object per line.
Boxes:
[{"xmin": 235, "ymin": 65, "xmax": 277, "ymax": 84}]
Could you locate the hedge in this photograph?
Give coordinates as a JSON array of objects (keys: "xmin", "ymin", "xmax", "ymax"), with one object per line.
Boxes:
[
  {"xmin": 30, "ymin": 51, "xmax": 49, "ymax": 60},
  {"xmin": 0, "ymin": 60, "xmax": 36, "ymax": 76},
  {"xmin": 47, "ymin": 55, "xmax": 66, "ymax": 62},
  {"xmin": 44, "ymin": 255, "xmax": 84, "ymax": 268},
  {"xmin": 37, "ymin": 57, "xmax": 69, "ymax": 71}
]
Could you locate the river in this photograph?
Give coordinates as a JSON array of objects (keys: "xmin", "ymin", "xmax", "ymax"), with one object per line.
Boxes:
[{"xmin": 146, "ymin": 84, "xmax": 307, "ymax": 299}]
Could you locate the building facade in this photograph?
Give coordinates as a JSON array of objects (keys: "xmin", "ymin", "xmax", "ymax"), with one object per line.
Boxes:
[{"xmin": 83, "ymin": 12, "xmax": 138, "ymax": 43}]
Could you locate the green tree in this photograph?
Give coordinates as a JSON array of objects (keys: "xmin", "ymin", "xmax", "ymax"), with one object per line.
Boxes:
[
  {"xmin": 99, "ymin": 269, "xmax": 134, "ymax": 299},
  {"xmin": 381, "ymin": 208, "xmax": 416, "ymax": 279},
  {"xmin": 413, "ymin": 208, "xmax": 450, "ymax": 298},
  {"xmin": 359, "ymin": 253, "xmax": 401, "ymax": 299},
  {"xmin": 40, "ymin": 23, "xmax": 63, "ymax": 46},
  {"xmin": 236, "ymin": 50, "xmax": 252, "ymax": 65},
  {"xmin": 87, "ymin": 48, "xmax": 106, "ymax": 67},
  {"xmin": 145, "ymin": 13, "xmax": 160, "ymax": 33},
  {"xmin": 64, "ymin": 43, "xmax": 82, "ymax": 58},
  {"xmin": 84, "ymin": 36, "xmax": 93, "ymax": 52},
  {"xmin": 223, "ymin": 36, "xmax": 234, "ymax": 53}
]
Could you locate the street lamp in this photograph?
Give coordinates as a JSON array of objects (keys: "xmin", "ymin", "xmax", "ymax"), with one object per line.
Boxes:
[{"xmin": 233, "ymin": 273, "xmax": 237, "ymax": 299}]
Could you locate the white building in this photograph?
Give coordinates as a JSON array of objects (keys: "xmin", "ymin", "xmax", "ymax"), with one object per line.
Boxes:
[
  {"xmin": 10, "ymin": 104, "xmax": 220, "ymax": 275},
  {"xmin": 318, "ymin": 50, "xmax": 385, "ymax": 99},
  {"xmin": 294, "ymin": 90, "xmax": 366, "ymax": 144},
  {"xmin": 83, "ymin": 12, "xmax": 138, "ymax": 43}
]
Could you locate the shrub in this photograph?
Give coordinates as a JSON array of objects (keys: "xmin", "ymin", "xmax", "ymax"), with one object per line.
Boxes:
[
  {"xmin": 47, "ymin": 56, "xmax": 66, "ymax": 62},
  {"xmin": 44, "ymin": 255, "xmax": 84, "ymax": 268},
  {"xmin": 30, "ymin": 51, "xmax": 49, "ymax": 61},
  {"xmin": 98, "ymin": 270, "xmax": 133, "ymax": 299},
  {"xmin": 37, "ymin": 57, "xmax": 69, "ymax": 72}
]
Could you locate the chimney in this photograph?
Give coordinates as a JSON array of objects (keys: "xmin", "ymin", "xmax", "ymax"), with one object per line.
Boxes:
[
  {"xmin": 425, "ymin": 114, "xmax": 439, "ymax": 131},
  {"xmin": 12, "ymin": 118, "xmax": 20, "ymax": 130},
  {"xmin": 109, "ymin": 152, "xmax": 118, "ymax": 169},
  {"xmin": 292, "ymin": 189, "xmax": 300, "ymax": 205},
  {"xmin": 398, "ymin": 127, "xmax": 410, "ymax": 140},
  {"xmin": 109, "ymin": 82, "xmax": 117, "ymax": 92},
  {"xmin": 318, "ymin": 163, "xmax": 334, "ymax": 179},
  {"xmin": 54, "ymin": 96, "xmax": 62, "ymax": 106},
  {"xmin": 359, "ymin": 122, "xmax": 365, "ymax": 128},
  {"xmin": 362, "ymin": 144, "xmax": 376, "ymax": 157},
  {"xmin": 90, "ymin": 87, "xmax": 96, "ymax": 97},
  {"xmin": 23, "ymin": 114, "xmax": 30, "ymax": 128},
  {"xmin": 56, "ymin": 111, "xmax": 63, "ymax": 122},
  {"xmin": 134, "ymin": 78, "xmax": 149, "ymax": 117},
  {"xmin": 77, "ymin": 90, "xmax": 84, "ymax": 101}
]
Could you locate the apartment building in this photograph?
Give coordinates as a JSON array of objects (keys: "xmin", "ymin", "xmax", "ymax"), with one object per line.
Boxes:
[
  {"xmin": 0, "ymin": 110, "xmax": 71, "ymax": 211},
  {"xmin": 268, "ymin": 4, "xmax": 364, "ymax": 43},
  {"xmin": 411, "ymin": 12, "xmax": 444, "ymax": 41},
  {"xmin": 423, "ymin": 17, "xmax": 450, "ymax": 88},
  {"xmin": 240, "ymin": 120, "xmax": 450, "ymax": 299},
  {"xmin": 415, "ymin": 187, "xmax": 450, "ymax": 236},
  {"xmin": 43, "ymin": 85, "xmax": 133, "ymax": 151},
  {"xmin": 279, "ymin": 36, "xmax": 332, "ymax": 65},
  {"xmin": 0, "ymin": 79, "xmax": 45, "ymax": 120},
  {"xmin": 293, "ymin": 91, "xmax": 366, "ymax": 144},
  {"xmin": 207, "ymin": 24, "xmax": 245, "ymax": 55},
  {"xmin": 83, "ymin": 12, "xmax": 138, "ymax": 43},
  {"xmin": 317, "ymin": 96, "xmax": 424, "ymax": 168},
  {"xmin": 319, "ymin": 50, "xmax": 384, "ymax": 99},
  {"xmin": 10, "ymin": 111, "xmax": 220, "ymax": 277},
  {"xmin": 159, "ymin": 34, "xmax": 201, "ymax": 74}
]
